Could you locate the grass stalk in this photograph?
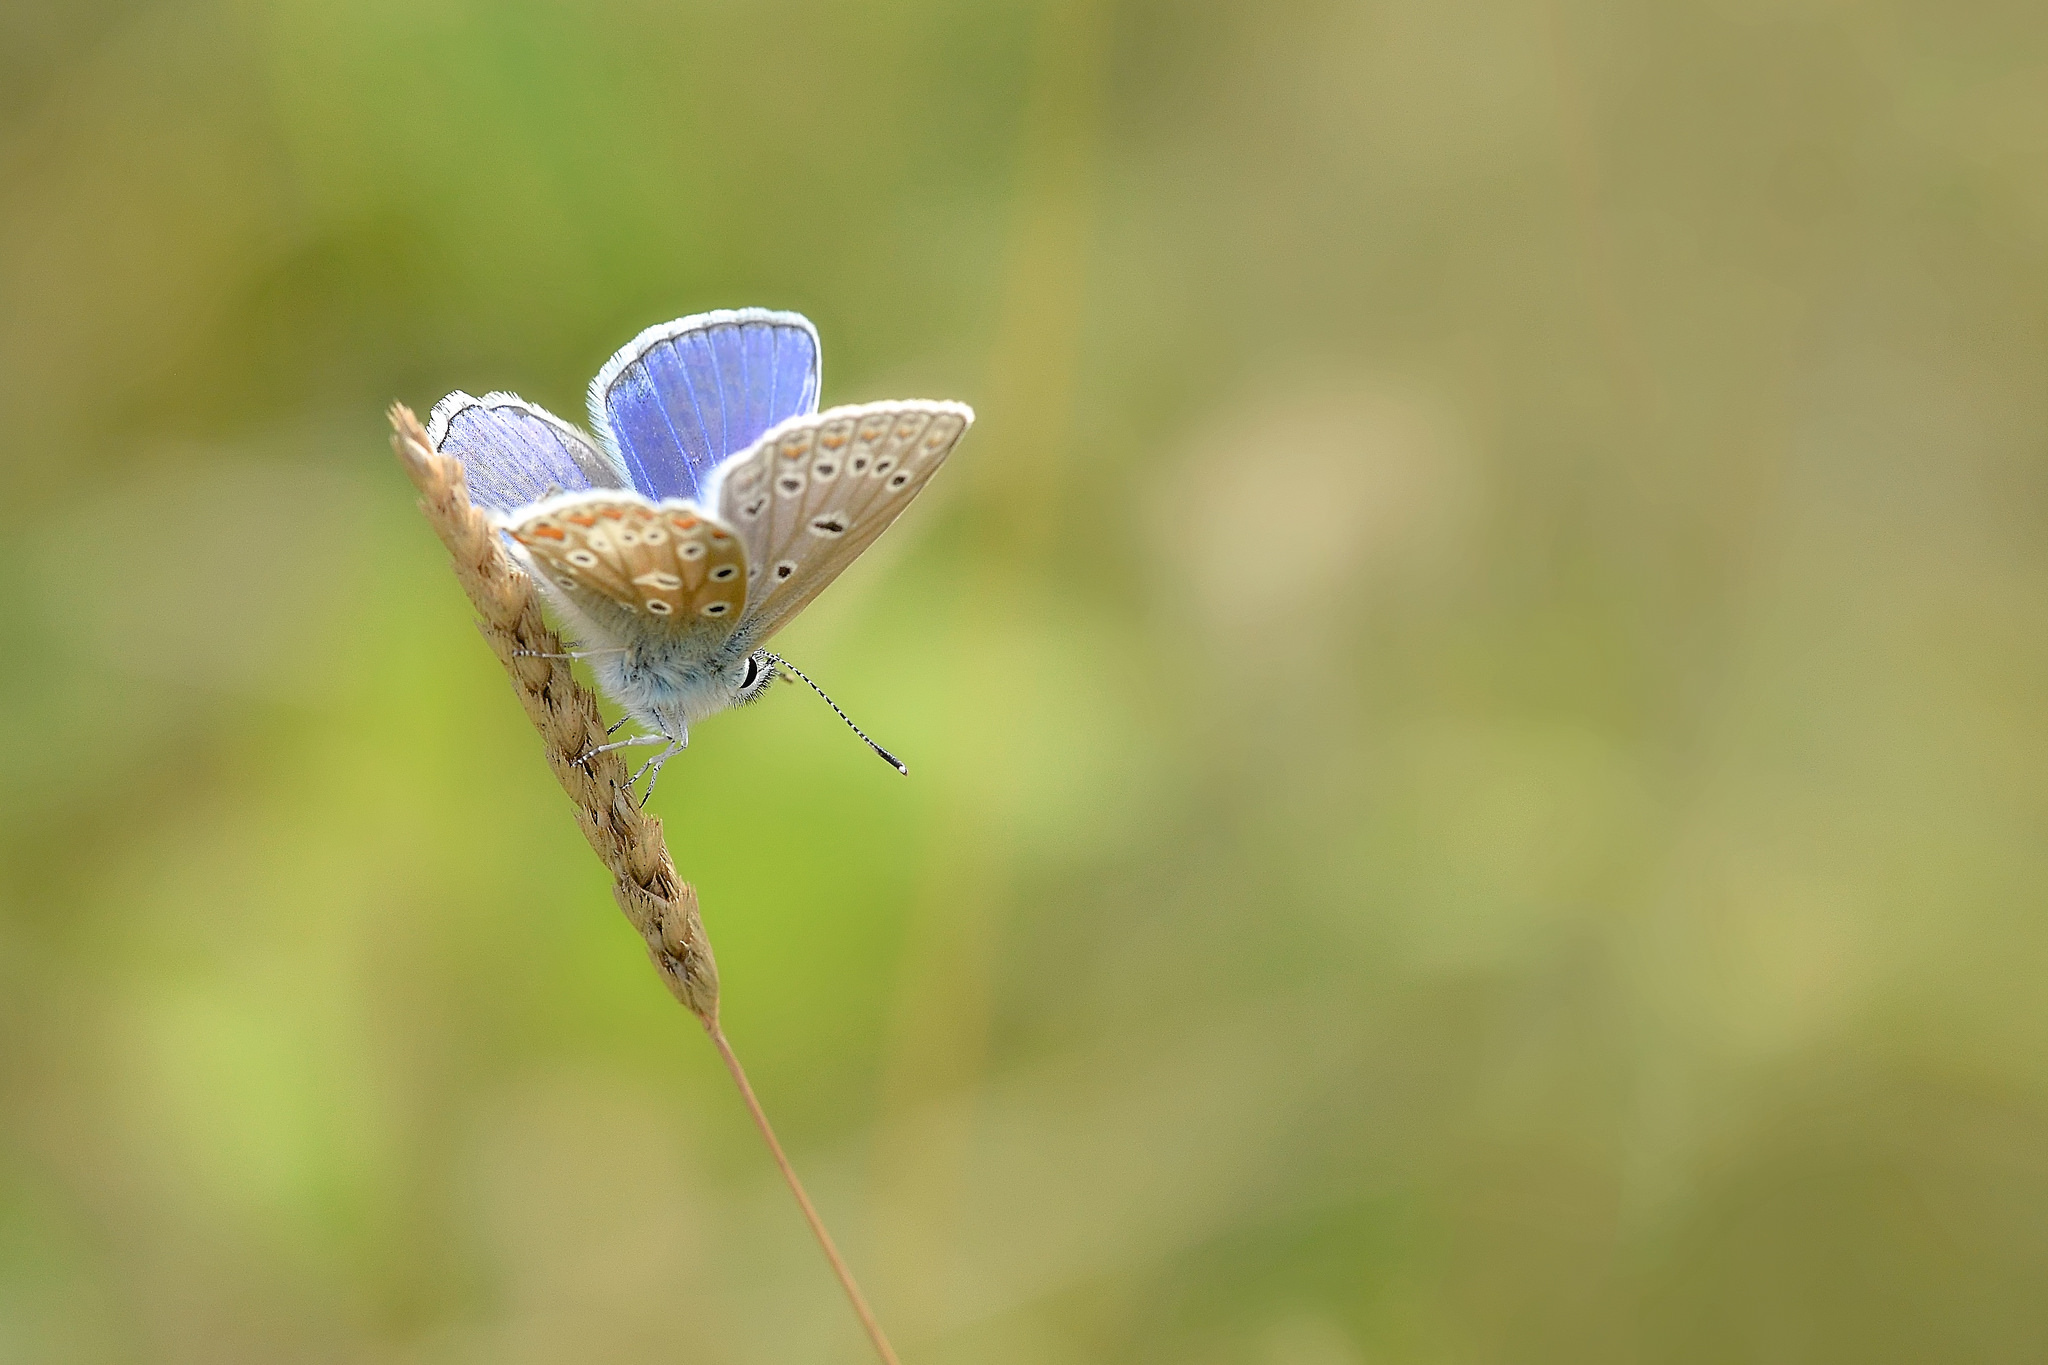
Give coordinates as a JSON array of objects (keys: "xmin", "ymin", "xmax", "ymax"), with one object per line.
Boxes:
[{"xmin": 388, "ymin": 403, "xmax": 901, "ymax": 1365}]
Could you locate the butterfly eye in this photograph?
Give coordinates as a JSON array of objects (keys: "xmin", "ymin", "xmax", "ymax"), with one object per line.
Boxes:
[{"xmin": 739, "ymin": 655, "xmax": 760, "ymax": 690}]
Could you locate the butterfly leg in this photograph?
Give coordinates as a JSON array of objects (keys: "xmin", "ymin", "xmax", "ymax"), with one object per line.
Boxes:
[
  {"xmin": 636, "ymin": 738, "xmax": 688, "ymax": 805},
  {"xmin": 628, "ymin": 743, "xmax": 670, "ymax": 790},
  {"xmin": 574, "ymin": 732, "xmax": 668, "ymax": 767}
]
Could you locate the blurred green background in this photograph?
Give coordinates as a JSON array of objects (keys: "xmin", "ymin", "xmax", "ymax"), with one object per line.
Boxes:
[{"xmin": 4, "ymin": 0, "xmax": 2047, "ymax": 1361}]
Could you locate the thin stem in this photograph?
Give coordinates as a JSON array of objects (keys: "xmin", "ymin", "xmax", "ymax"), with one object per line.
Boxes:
[{"xmin": 708, "ymin": 1022, "xmax": 902, "ymax": 1365}]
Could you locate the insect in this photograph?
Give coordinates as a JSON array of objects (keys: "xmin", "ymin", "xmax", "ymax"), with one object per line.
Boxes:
[{"xmin": 428, "ymin": 308, "xmax": 973, "ymax": 799}]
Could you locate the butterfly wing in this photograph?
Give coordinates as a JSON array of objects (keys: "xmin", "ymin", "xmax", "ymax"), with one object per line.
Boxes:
[
  {"xmin": 712, "ymin": 400, "xmax": 973, "ymax": 643},
  {"xmin": 587, "ymin": 309, "xmax": 822, "ymax": 504},
  {"xmin": 428, "ymin": 391, "xmax": 625, "ymax": 516},
  {"xmin": 505, "ymin": 492, "xmax": 749, "ymax": 635}
]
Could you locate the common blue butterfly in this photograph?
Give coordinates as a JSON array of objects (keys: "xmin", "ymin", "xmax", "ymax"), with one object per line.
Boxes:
[{"xmin": 428, "ymin": 309, "xmax": 973, "ymax": 797}]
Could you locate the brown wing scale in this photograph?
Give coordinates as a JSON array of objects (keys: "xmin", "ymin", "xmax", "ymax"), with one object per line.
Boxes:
[{"xmin": 508, "ymin": 496, "xmax": 748, "ymax": 624}]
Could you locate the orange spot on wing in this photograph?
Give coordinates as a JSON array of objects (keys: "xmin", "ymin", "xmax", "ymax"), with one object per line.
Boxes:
[
  {"xmin": 527, "ymin": 525, "xmax": 567, "ymax": 541},
  {"xmin": 565, "ymin": 513, "xmax": 597, "ymax": 527},
  {"xmin": 710, "ymin": 528, "xmax": 730, "ymax": 539},
  {"xmin": 599, "ymin": 506, "xmax": 624, "ymax": 520},
  {"xmin": 672, "ymin": 515, "xmax": 699, "ymax": 529}
]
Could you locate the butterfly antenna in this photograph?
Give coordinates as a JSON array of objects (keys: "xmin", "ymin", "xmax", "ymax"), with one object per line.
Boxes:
[{"xmin": 762, "ymin": 652, "xmax": 908, "ymax": 775}]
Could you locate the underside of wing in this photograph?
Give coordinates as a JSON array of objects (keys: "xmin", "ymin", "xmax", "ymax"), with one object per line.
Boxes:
[
  {"xmin": 712, "ymin": 400, "xmax": 973, "ymax": 642},
  {"xmin": 587, "ymin": 309, "xmax": 821, "ymax": 505},
  {"xmin": 505, "ymin": 492, "xmax": 749, "ymax": 636},
  {"xmin": 429, "ymin": 391, "xmax": 623, "ymax": 516}
]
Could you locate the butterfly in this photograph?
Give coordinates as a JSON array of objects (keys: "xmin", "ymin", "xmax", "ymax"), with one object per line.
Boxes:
[{"xmin": 428, "ymin": 308, "xmax": 973, "ymax": 798}]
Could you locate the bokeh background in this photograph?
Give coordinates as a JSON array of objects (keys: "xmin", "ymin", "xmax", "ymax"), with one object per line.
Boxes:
[{"xmin": 5, "ymin": 1, "xmax": 2047, "ymax": 1361}]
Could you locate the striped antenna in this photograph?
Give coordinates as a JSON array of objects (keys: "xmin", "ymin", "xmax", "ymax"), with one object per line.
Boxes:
[{"xmin": 762, "ymin": 653, "xmax": 908, "ymax": 775}]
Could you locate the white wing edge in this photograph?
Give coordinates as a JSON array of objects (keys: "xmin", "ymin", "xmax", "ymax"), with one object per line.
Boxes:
[
  {"xmin": 483, "ymin": 485, "xmax": 728, "ymax": 531},
  {"xmin": 700, "ymin": 397, "xmax": 977, "ymax": 505},
  {"xmin": 426, "ymin": 389, "xmax": 627, "ymax": 489},
  {"xmin": 583, "ymin": 307, "xmax": 824, "ymax": 458}
]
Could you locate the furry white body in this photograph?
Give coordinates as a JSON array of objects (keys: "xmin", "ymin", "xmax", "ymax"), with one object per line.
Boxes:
[{"xmin": 531, "ymin": 571, "xmax": 776, "ymax": 750}]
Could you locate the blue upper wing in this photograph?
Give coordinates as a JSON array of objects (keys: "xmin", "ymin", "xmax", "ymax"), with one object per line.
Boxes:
[
  {"xmin": 586, "ymin": 309, "xmax": 821, "ymax": 503},
  {"xmin": 428, "ymin": 392, "xmax": 624, "ymax": 516}
]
